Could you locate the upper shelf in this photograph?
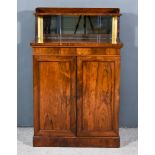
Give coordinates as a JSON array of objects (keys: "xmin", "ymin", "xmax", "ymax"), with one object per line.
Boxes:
[
  {"xmin": 33, "ymin": 8, "xmax": 122, "ymax": 45},
  {"xmin": 35, "ymin": 8, "xmax": 121, "ymax": 16}
]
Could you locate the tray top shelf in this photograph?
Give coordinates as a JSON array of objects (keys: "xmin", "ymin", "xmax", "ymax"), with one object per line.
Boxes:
[
  {"xmin": 35, "ymin": 8, "xmax": 121, "ymax": 16},
  {"xmin": 33, "ymin": 8, "xmax": 122, "ymax": 45}
]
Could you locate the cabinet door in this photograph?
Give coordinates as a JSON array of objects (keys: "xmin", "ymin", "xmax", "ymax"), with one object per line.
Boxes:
[
  {"xmin": 33, "ymin": 55, "xmax": 76, "ymax": 137},
  {"xmin": 77, "ymin": 56, "xmax": 120, "ymax": 137}
]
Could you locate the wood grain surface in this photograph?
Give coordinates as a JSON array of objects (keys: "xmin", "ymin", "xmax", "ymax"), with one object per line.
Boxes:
[
  {"xmin": 33, "ymin": 56, "xmax": 76, "ymax": 137},
  {"xmin": 32, "ymin": 47, "xmax": 120, "ymax": 56},
  {"xmin": 35, "ymin": 8, "xmax": 120, "ymax": 16},
  {"xmin": 77, "ymin": 56, "xmax": 120, "ymax": 137},
  {"xmin": 33, "ymin": 136, "xmax": 120, "ymax": 147},
  {"xmin": 32, "ymin": 46, "xmax": 121, "ymax": 147}
]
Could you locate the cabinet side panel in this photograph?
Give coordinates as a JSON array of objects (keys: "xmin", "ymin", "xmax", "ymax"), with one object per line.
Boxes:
[{"xmin": 33, "ymin": 56, "xmax": 40, "ymax": 135}]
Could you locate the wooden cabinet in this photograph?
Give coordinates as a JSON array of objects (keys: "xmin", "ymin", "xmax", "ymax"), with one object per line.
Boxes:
[
  {"xmin": 31, "ymin": 8, "xmax": 123, "ymax": 147},
  {"xmin": 31, "ymin": 47, "xmax": 122, "ymax": 147}
]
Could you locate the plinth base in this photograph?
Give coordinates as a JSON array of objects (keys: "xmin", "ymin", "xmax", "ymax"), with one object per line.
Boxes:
[{"xmin": 33, "ymin": 136, "xmax": 120, "ymax": 148}]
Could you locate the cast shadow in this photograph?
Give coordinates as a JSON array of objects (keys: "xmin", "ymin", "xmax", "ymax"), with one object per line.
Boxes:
[
  {"xmin": 120, "ymin": 129, "xmax": 138, "ymax": 147},
  {"xmin": 17, "ymin": 128, "xmax": 33, "ymax": 146}
]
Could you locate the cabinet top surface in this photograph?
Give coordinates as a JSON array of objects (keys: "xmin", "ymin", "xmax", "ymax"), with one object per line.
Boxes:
[{"xmin": 30, "ymin": 41, "xmax": 123, "ymax": 48}]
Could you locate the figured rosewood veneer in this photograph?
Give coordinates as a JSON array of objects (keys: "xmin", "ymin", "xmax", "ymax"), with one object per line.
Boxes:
[{"xmin": 31, "ymin": 8, "xmax": 123, "ymax": 147}]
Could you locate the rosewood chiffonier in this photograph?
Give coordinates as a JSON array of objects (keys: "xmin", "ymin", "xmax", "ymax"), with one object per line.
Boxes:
[{"xmin": 31, "ymin": 8, "xmax": 123, "ymax": 147}]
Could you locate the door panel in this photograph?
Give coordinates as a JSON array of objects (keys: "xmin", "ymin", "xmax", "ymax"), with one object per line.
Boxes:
[
  {"xmin": 33, "ymin": 55, "xmax": 76, "ymax": 137},
  {"xmin": 77, "ymin": 56, "xmax": 120, "ymax": 137}
]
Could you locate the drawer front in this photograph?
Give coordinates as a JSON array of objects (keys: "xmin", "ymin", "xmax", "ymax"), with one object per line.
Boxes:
[
  {"xmin": 33, "ymin": 48, "xmax": 76, "ymax": 56},
  {"xmin": 33, "ymin": 47, "xmax": 120, "ymax": 56}
]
